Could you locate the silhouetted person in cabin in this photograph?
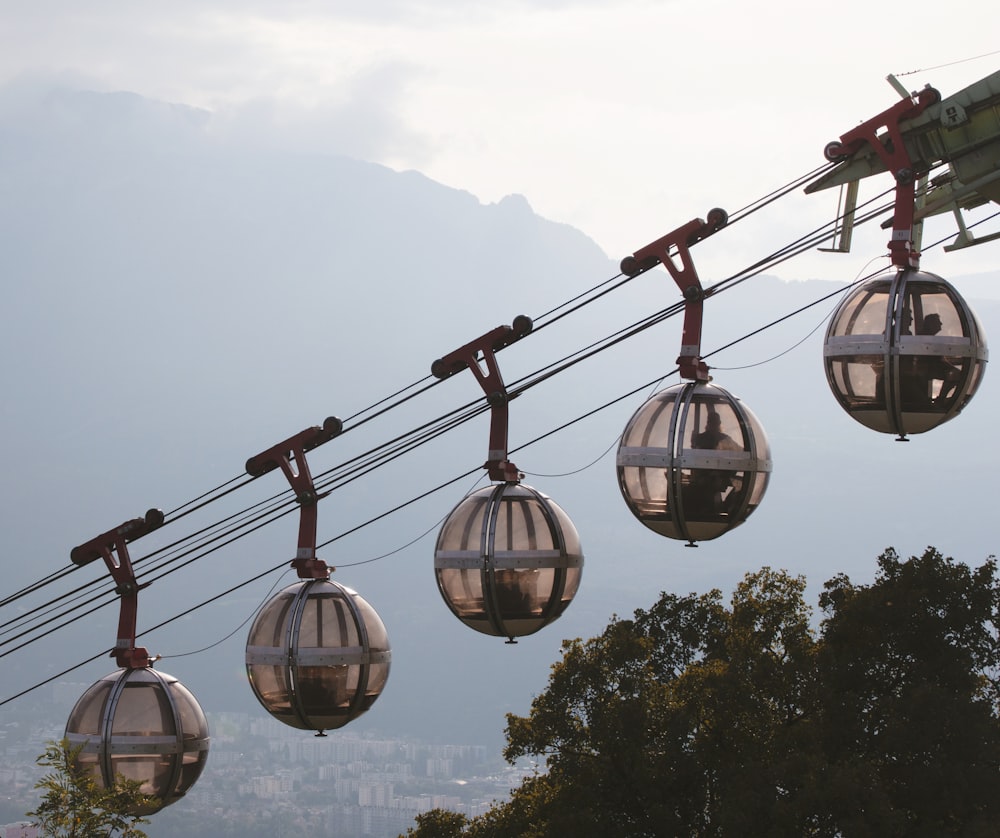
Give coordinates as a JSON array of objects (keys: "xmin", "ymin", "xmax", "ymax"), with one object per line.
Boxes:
[
  {"xmin": 686, "ymin": 411, "xmax": 741, "ymax": 518},
  {"xmin": 692, "ymin": 411, "xmax": 739, "ymax": 451},
  {"xmin": 901, "ymin": 313, "xmax": 962, "ymax": 408}
]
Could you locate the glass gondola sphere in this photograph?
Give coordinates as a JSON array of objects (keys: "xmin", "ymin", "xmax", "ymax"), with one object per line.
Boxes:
[
  {"xmin": 245, "ymin": 578, "xmax": 390, "ymax": 735},
  {"xmin": 617, "ymin": 381, "xmax": 772, "ymax": 544},
  {"xmin": 823, "ymin": 268, "xmax": 988, "ymax": 438},
  {"xmin": 434, "ymin": 483, "xmax": 583, "ymax": 642},
  {"xmin": 64, "ymin": 667, "xmax": 210, "ymax": 815}
]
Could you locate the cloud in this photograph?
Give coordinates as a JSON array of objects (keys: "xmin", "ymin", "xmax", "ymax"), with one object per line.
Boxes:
[
  {"xmin": 209, "ymin": 61, "xmax": 436, "ymax": 165},
  {"xmin": 0, "ymin": 58, "xmax": 435, "ymax": 173}
]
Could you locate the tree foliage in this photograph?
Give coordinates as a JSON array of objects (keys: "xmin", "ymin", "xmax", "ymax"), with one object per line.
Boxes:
[
  {"xmin": 403, "ymin": 548, "xmax": 1000, "ymax": 837},
  {"xmin": 26, "ymin": 738, "xmax": 156, "ymax": 838},
  {"xmin": 403, "ymin": 810, "xmax": 469, "ymax": 837}
]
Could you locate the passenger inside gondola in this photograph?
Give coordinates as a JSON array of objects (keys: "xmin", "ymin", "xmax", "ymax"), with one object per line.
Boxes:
[
  {"xmin": 493, "ymin": 569, "xmax": 539, "ymax": 619},
  {"xmin": 685, "ymin": 411, "xmax": 740, "ymax": 519},
  {"xmin": 901, "ymin": 313, "xmax": 962, "ymax": 408}
]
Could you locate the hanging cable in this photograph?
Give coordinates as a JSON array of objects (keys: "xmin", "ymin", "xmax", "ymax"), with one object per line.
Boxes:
[
  {"xmin": 164, "ymin": 473, "xmax": 250, "ymax": 519},
  {"xmin": 895, "ymin": 50, "xmax": 1000, "ymax": 76},
  {"xmin": 312, "ymin": 445, "xmax": 488, "ymax": 548},
  {"xmin": 533, "ymin": 272, "xmax": 627, "ymax": 322},
  {"xmin": 0, "ymin": 185, "xmax": 915, "ymax": 642},
  {"xmin": 711, "ymin": 257, "xmax": 889, "ymax": 372},
  {"xmin": 0, "ymin": 249, "xmax": 855, "ymax": 654},
  {"xmin": 0, "ymin": 562, "xmax": 82, "ymax": 610},
  {"xmin": 2, "ymin": 142, "xmax": 993, "ymax": 688},
  {"xmin": 0, "ymin": 202, "xmax": 984, "ymax": 704},
  {"xmin": 725, "ymin": 162, "xmax": 839, "ymax": 225},
  {"xmin": 26, "ymin": 140, "xmax": 986, "ymax": 576},
  {"xmin": 0, "ymin": 650, "xmax": 112, "ymax": 708},
  {"xmin": 334, "ymin": 474, "xmax": 490, "ymax": 568},
  {"xmin": 521, "ymin": 434, "xmax": 621, "ymax": 479},
  {"xmin": 0, "ymin": 192, "xmax": 897, "ymax": 633},
  {"xmin": 922, "ymin": 208, "xmax": 1000, "ymax": 251},
  {"xmin": 0, "ymin": 162, "xmax": 872, "ymax": 588},
  {"xmin": 158, "ymin": 568, "xmax": 296, "ymax": 660}
]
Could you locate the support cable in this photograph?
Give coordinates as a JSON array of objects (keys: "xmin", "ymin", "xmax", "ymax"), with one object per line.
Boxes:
[
  {"xmin": 0, "ymin": 208, "xmax": 981, "ymax": 704},
  {"xmin": 0, "ymin": 154, "xmax": 986, "ymax": 662}
]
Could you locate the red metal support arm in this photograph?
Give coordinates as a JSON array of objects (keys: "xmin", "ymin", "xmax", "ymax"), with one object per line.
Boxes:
[
  {"xmin": 431, "ymin": 315, "xmax": 533, "ymax": 482},
  {"xmin": 620, "ymin": 208, "xmax": 728, "ymax": 381},
  {"xmin": 823, "ymin": 86, "xmax": 940, "ymax": 269},
  {"xmin": 71, "ymin": 508, "xmax": 165, "ymax": 669},
  {"xmin": 245, "ymin": 416, "xmax": 343, "ymax": 579}
]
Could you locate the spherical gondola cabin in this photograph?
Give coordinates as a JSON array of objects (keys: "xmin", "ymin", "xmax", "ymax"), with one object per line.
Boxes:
[
  {"xmin": 64, "ymin": 667, "xmax": 210, "ymax": 815},
  {"xmin": 434, "ymin": 483, "xmax": 583, "ymax": 643},
  {"xmin": 245, "ymin": 579, "xmax": 390, "ymax": 736},
  {"xmin": 823, "ymin": 268, "xmax": 987, "ymax": 439},
  {"xmin": 617, "ymin": 382, "xmax": 771, "ymax": 545}
]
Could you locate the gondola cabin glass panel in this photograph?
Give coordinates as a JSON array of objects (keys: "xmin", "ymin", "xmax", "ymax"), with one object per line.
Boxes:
[
  {"xmin": 434, "ymin": 483, "xmax": 583, "ymax": 642},
  {"xmin": 64, "ymin": 668, "xmax": 210, "ymax": 815},
  {"xmin": 617, "ymin": 382, "xmax": 771, "ymax": 544},
  {"xmin": 824, "ymin": 269, "xmax": 987, "ymax": 438},
  {"xmin": 246, "ymin": 579, "xmax": 390, "ymax": 735}
]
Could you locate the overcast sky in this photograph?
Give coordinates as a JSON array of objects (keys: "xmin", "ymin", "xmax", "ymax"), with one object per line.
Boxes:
[{"xmin": 2, "ymin": 1, "xmax": 999, "ymax": 283}]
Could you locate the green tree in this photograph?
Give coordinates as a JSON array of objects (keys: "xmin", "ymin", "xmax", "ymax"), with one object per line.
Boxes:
[
  {"xmin": 815, "ymin": 547, "xmax": 1000, "ymax": 836},
  {"xmin": 403, "ymin": 549, "xmax": 1000, "ymax": 837},
  {"xmin": 26, "ymin": 738, "xmax": 157, "ymax": 838},
  {"xmin": 403, "ymin": 810, "xmax": 469, "ymax": 837}
]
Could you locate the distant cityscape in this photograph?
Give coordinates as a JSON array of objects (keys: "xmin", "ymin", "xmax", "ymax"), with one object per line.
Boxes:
[{"xmin": 1, "ymin": 682, "xmax": 527, "ymax": 838}]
